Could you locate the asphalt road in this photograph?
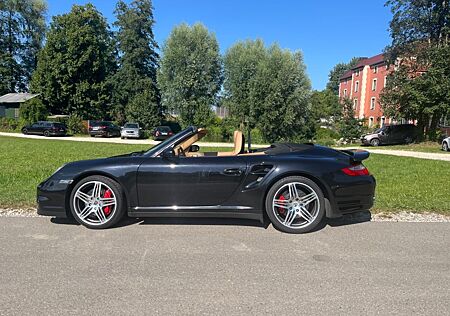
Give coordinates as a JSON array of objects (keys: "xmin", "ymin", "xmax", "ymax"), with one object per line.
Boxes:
[{"xmin": 1, "ymin": 217, "xmax": 449, "ymax": 315}]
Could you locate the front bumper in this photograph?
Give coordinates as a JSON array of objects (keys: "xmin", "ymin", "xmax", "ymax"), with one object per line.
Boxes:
[
  {"xmin": 360, "ymin": 137, "xmax": 371, "ymax": 145},
  {"xmin": 36, "ymin": 178, "xmax": 71, "ymax": 217},
  {"xmin": 121, "ymin": 131, "xmax": 141, "ymax": 138}
]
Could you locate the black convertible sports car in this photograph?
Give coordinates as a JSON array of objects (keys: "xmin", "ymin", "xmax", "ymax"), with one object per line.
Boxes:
[{"xmin": 37, "ymin": 126, "xmax": 376, "ymax": 233}]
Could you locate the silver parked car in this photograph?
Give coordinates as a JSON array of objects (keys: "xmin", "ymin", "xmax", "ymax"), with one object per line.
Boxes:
[
  {"xmin": 442, "ymin": 136, "xmax": 450, "ymax": 151},
  {"xmin": 121, "ymin": 123, "xmax": 144, "ymax": 139}
]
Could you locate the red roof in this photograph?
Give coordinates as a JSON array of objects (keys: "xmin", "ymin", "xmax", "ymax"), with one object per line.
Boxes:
[
  {"xmin": 352, "ymin": 53, "xmax": 385, "ymax": 69},
  {"xmin": 339, "ymin": 53, "xmax": 386, "ymax": 81}
]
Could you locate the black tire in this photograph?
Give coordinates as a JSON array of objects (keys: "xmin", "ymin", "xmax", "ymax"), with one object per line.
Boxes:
[
  {"xmin": 370, "ymin": 138, "xmax": 380, "ymax": 146},
  {"xmin": 265, "ymin": 176, "xmax": 325, "ymax": 234},
  {"xmin": 90, "ymin": 134, "xmax": 95, "ymax": 137},
  {"xmin": 43, "ymin": 130, "xmax": 50, "ymax": 137},
  {"xmin": 69, "ymin": 175, "xmax": 126, "ymax": 229},
  {"xmin": 443, "ymin": 142, "xmax": 449, "ymax": 152},
  {"xmin": 22, "ymin": 128, "xmax": 28, "ymax": 135}
]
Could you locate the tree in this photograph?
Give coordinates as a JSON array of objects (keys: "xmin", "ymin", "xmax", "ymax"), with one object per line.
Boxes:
[
  {"xmin": 381, "ymin": 0, "xmax": 450, "ymax": 139},
  {"xmin": 337, "ymin": 98, "xmax": 364, "ymax": 141},
  {"xmin": 310, "ymin": 89, "xmax": 341, "ymax": 126},
  {"xmin": 224, "ymin": 40, "xmax": 313, "ymax": 142},
  {"xmin": 30, "ymin": 4, "xmax": 115, "ymax": 119},
  {"xmin": 158, "ymin": 23, "xmax": 222, "ymax": 127},
  {"xmin": 326, "ymin": 57, "xmax": 363, "ymax": 94},
  {"xmin": 111, "ymin": 0, "xmax": 161, "ymax": 126},
  {"xmin": 0, "ymin": 0, "xmax": 47, "ymax": 94},
  {"xmin": 19, "ymin": 97, "xmax": 48, "ymax": 124}
]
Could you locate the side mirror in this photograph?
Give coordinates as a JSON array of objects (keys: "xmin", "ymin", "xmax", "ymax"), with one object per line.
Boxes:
[
  {"xmin": 189, "ymin": 144, "xmax": 200, "ymax": 152},
  {"xmin": 161, "ymin": 148, "xmax": 175, "ymax": 158}
]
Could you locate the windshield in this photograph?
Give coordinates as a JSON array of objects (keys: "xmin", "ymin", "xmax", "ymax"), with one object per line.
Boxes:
[
  {"xmin": 145, "ymin": 126, "xmax": 194, "ymax": 156},
  {"xmin": 124, "ymin": 123, "xmax": 138, "ymax": 128}
]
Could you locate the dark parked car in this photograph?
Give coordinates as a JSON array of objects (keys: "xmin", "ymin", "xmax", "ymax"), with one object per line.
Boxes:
[
  {"xmin": 361, "ymin": 124, "xmax": 418, "ymax": 146},
  {"xmin": 89, "ymin": 121, "xmax": 121, "ymax": 137},
  {"xmin": 153, "ymin": 126, "xmax": 173, "ymax": 140},
  {"xmin": 21, "ymin": 121, "xmax": 67, "ymax": 137},
  {"xmin": 37, "ymin": 126, "xmax": 376, "ymax": 233}
]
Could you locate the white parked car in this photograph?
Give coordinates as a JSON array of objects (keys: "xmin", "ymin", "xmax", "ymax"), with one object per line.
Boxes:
[
  {"xmin": 442, "ymin": 136, "xmax": 450, "ymax": 151},
  {"xmin": 121, "ymin": 123, "xmax": 144, "ymax": 139}
]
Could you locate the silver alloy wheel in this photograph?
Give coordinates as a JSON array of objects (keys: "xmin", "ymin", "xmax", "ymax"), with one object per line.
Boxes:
[
  {"xmin": 72, "ymin": 180, "xmax": 117, "ymax": 226},
  {"xmin": 443, "ymin": 142, "xmax": 449, "ymax": 151},
  {"xmin": 272, "ymin": 182, "xmax": 320, "ymax": 229}
]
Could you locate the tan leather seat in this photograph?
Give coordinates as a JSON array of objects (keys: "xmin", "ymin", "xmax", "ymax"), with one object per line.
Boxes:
[{"xmin": 218, "ymin": 130, "xmax": 245, "ymax": 156}]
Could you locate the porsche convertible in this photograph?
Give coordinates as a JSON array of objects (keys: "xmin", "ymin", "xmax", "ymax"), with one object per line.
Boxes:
[{"xmin": 37, "ymin": 126, "xmax": 376, "ymax": 233}]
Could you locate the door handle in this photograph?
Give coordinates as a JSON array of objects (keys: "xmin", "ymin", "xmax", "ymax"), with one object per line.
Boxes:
[{"xmin": 223, "ymin": 168, "xmax": 243, "ymax": 176}]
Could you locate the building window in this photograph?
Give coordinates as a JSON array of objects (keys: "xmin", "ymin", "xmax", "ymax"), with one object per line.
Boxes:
[
  {"xmin": 353, "ymin": 98, "xmax": 358, "ymax": 109},
  {"xmin": 343, "ymin": 89, "xmax": 347, "ymax": 97},
  {"xmin": 373, "ymin": 66, "xmax": 378, "ymax": 73},
  {"xmin": 384, "ymin": 76, "xmax": 387, "ymax": 88},
  {"xmin": 370, "ymin": 97, "xmax": 376, "ymax": 110},
  {"xmin": 14, "ymin": 108, "xmax": 20, "ymax": 118},
  {"xmin": 372, "ymin": 79, "xmax": 377, "ymax": 91},
  {"xmin": 355, "ymin": 81, "xmax": 359, "ymax": 92},
  {"xmin": 381, "ymin": 116, "xmax": 386, "ymax": 127},
  {"xmin": 369, "ymin": 117, "xmax": 374, "ymax": 127}
]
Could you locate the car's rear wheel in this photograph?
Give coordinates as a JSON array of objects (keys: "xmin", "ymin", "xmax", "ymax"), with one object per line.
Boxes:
[
  {"xmin": 265, "ymin": 176, "xmax": 325, "ymax": 233},
  {"xmin": 43, "ymin": 130, "xmax": 50, "ymax": 137},
  {"xmin": 370, "ymin": 138, "xmax": 380, "ymax": 146},
  {"xmin": 70, "ymin": 175, "xmax": 125, "ymax": 229},
  {"xmin": 443, "ymin": 142, "xmax": 449, "ymax": 152}
]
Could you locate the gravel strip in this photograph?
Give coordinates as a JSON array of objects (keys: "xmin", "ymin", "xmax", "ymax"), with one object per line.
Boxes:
[{"xmin": 1, "ymin": 208, "xmax": 449, "ymax": 222}]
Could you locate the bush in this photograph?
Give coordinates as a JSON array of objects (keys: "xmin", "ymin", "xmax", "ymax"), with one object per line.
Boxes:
[
  {"xmin": 0, "ymin": 118, "xmax": 19, "ymax": 131},
  {"xmin": 19, "ymin": 98, "xmax": 48, "ymax": 124},
  {"xmin": 313, "ymin": 127, "xmax": 339, "ymax": 146},
  {"xmin": 66, "ymin": 115, "xmax": 87, "ymax": 134}
]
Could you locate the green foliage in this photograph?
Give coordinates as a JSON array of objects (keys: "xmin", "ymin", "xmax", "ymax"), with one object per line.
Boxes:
[
  {"xmin": 382, "ymin": 0, "xmax": 450, "ymax": 140},
  {"xmin": 30, "ymin": 4, "xmax": 115, "ymax": 119},
  {"xmin": 66, "ymin": 115, "xmax": 86, "ymax": 134},
  {"xmin": 224, "ymin": 40, "xmax": 313, "ymax": 143},
  {"xmin": 314, "ymin": 128, "xmax": 340, "ymax": 146},
  {"xmin": 19, "ymin": 98, "xmax": 48, "ymax": 124},
  {"xmin": 326, "ymin": 57, "xmax": 363, "ymax": 94},
  {"xmin": 0, "ymin": 0, "xmax": 47, "ymax": 94},
  {"xmin": 125, "ymin": 87, "xmax": 161, "ymax": 129},
  {"xmin": 111, "ymin": 0, "xmax": 160, "ymax": 124},
  {"xmin": 0, "ymin": 117, "xmax": 19, "ymax": 131},
  {"xmin": 310, "ymin": 89, "xmax": 341, "ymax": 125},
  {"xmin": 337, "ymin": 98, "xmax": 364, "ymax": 141},
  {"xmin": 158, "ymin": 23, "xmax": 223, "ymax": 127}
]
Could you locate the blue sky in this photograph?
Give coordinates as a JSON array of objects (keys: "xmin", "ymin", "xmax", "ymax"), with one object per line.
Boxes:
[{"xmin": 46, "ymin": 0, "xmax": 392, "ymax": 90}]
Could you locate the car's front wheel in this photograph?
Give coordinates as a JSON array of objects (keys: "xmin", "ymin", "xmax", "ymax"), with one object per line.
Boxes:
[
  {"xmin": 370, "ymin": 138, "xmax": 380, "ymax": 146},
  {"xmin": 22, "ymin": 128, "xmax": 28, "ymax": 135},
  {"xmin": 265, "ymin": 176, "xmax": 325, "ymax": 233},
  {"xmin": 70, "ymin": 175, "xmax": 125, "ymax": 229},
  {"xmin": 443, "ymin": 141, "xmax": 449, "ymax": 152}
]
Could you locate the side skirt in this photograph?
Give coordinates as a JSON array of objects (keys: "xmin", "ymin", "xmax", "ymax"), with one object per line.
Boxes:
[{"xmin": 128, "ymin": 206, "xmax": 264, "ymax": 223}]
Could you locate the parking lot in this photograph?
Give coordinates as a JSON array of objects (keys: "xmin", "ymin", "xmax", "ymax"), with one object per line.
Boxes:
[{"xmin": 1, "ymin": 217, "xmax": 449, "ymax": 315}]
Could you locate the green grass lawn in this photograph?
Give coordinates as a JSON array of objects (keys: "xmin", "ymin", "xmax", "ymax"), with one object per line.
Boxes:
[
  {"xmin": 1, "ymin": 136, "xmax": 449, "ymax": 213},
  {"xmin": 338, "ymin": 141, "xmax": 447, "ymax": 153}
]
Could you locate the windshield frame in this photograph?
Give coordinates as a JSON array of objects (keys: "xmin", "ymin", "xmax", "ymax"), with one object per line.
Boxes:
[{"xmin": 144, "ymin": 126, "xmax": 196, "ymax": 157}]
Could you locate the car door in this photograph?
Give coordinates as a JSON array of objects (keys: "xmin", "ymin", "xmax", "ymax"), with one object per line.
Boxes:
[
  {"xmin": 136, "ymin": 155, "xmax": 247, "ymax": 208},
  {"xmin": 29, "ymin": 122, "xmax": 42, "ymax": 134}
]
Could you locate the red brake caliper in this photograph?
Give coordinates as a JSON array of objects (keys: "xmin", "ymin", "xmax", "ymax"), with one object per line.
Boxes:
[
  {"xmin": 103, "ymin": 189, "xmax": 112, "ymax": 216},
  {"xmin": 277, "ymin": 195, "xmax": 286, "ymax": 215}
]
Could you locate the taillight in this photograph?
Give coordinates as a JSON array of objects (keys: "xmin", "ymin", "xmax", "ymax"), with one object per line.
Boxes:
[
  {"xmin": 101, "ymin": 126, "xmax": 107, "ymax": 129},
  {"xmin": 155, "ymin": 131, "xmax": 160, "ymax": 136},
  {"xmin": 168, "ymin": 132, "xmax": 173, "ymax": 135},
  {"xmin": 341, "ymin": 164, "xmax": 369, "ymax": 176}
]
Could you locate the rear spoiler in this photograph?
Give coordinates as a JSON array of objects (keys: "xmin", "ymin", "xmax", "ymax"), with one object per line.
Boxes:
[{"xmin": 339, "ymin": 149, "xmax": 370, "ymax": 163}]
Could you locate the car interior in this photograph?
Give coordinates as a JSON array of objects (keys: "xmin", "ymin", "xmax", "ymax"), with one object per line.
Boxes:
[{"xmin": 173, "ymin": 129, "xmax": 265, "ymax": 157}]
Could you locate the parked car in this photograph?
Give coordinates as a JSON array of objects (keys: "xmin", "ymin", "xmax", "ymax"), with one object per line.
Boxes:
[
  {"xmin": 89, "ymin": 121, "xmax": 121, "ymax": 137},
  {"xmin": 361, "ymin": 124, "xmax": 418, "ymax": 146},
  {"xmin": 442, "ymin": 136, "xmax": 450, "ymax": 151},
  {"xmin": 37, "ymin": 126, "xmax": 376, "ymax": 234},
  {"xmin": 121, "ymin": 122, "xmax": 144, "ymax": 139},
  {"xmin": 21, "ymin": 121, "xmax": 67, "ymax": 137},
  {"xmin": 153, "ymin": 126, "xmax": 173, "ymax": 140}
]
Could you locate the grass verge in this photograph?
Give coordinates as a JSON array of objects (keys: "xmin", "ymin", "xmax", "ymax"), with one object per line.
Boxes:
[{"xmin": 0, "ymin": 136, "xmax": 448, "ymax": 213}]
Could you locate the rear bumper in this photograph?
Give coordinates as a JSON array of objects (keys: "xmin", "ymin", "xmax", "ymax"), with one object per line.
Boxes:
[
  {"xmin": 328, "ymin": 175, "xmax": 376, "ymax": 217},
  {"xmin": 36, "ymin": 179, "xmax": 70, "ymax": 218}
]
